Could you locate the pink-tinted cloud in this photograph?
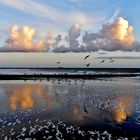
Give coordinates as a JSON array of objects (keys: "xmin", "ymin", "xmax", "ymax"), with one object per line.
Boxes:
[
  {"xmin": 1, "ymin": 25, "xmax": 44, "ymax": 52},
  {"xmin": 0, "ymin": 17, "xmax": 139, "ymax": 52}
]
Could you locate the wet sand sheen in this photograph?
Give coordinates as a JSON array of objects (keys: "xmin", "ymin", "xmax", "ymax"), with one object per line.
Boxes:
[{"xmin": 0, "ymin": 78, "xmax": 140, "ymax": 139}]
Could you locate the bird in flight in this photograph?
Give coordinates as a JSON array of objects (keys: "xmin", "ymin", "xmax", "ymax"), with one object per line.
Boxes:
[
  {"xmin": 86, "ymin": 63, "xmax": 90, "ymax": 67},
  {"xmin": 57, "ymin": 62, "xmax": 61, "ymax": 64},
  {"xmin": 84, "ymin": 55, "xmax": 90, "ymax": 60}
]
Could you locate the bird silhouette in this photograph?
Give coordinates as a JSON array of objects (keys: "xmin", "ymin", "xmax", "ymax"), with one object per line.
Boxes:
[
  {"xmin": 86, "ymin": 63, "xmax": 90, "ymax": 67},
  {"xmin": 57, "ymin": 62, "xmax": 61, "ymax": 64},
  {"xmin": 83, "ymin": 106, "xmax": 88, "ymax": 113},
  {"xmin": 100, "ymin": 60, "xmax": 105, "ymax": 63},
  {"xmin": 109, "ymin": 59, "xmax": 114, "ymax": 63},
  {"xmin": 84, "ymin": 55, "xmax": 90, "ymax": 60}
]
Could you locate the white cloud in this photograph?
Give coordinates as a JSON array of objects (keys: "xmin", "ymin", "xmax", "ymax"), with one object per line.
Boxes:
[
  {"xmin": 0, "ymin": 0, "xmax": 93, "ymax": 26},
  {"xmin": 0, "ymin": 17, "xmax": 139, "ymax": 52},
  {"xmin": 53, "ymin": 17, "xmax": 139, "ymax": 52},
  {"xmin": 109, "ymin": 9, "xmax": 120, "ymax": 23},
  {"xmin": 0, "ymin": 25, "xmax": 44, "ymax": 52}
]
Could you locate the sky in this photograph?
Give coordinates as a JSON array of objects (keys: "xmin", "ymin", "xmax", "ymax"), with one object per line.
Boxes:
[{"xmin": 0, "ymin": 0, "xmax": 140, "ymax": 67}]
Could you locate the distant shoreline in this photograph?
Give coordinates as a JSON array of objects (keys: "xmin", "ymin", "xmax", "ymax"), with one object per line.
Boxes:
[
  {"xmin": 0, "ymin": 67, "xmax": 140, "ymax": 69},
  {"xmin": 0, "ymin": 67, "xmax": 140, "ymax": 73},
  {"xmin": 0, "ymin": 73, "xmax": 139, "ymax": 80}
]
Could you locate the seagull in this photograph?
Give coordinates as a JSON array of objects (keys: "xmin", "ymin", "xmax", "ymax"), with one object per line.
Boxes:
[
  {"xmin": 109, "ymin": 59, "xmax": 114, "ymax": 63},
  {"xmin": 84, "ymin": 55, "xmax": 90, "ymax": 60},
  {"xmin": 86, "ymin": 63, "xmax": 90, "ymax": 67},
  {"xmin": 100, "ymin": 60, "xmax": 105, "ymax": 63},
  {"xmin": 57, "ymin": 62, "xmax": 61, "ymax": 64}
]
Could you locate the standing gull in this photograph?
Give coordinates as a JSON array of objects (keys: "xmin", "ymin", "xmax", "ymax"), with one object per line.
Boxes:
[
  {"xmin": 109, "ymin": 59, "xmax": 114, "ymax": 63},
  {"xmin": 100, "ymin": 60, "xmax": 105, "ymax": 63}
]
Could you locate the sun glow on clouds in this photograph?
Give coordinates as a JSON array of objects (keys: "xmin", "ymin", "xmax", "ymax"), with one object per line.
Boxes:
[
  {"xmin": 111, "ymin": 95, "xmax": 134, "ymax": 124},
  {"xmin": 4, "ymin": 25, "xmax": 43, "ymax": 52},
  {"xmin": 0, "ymin": 17, "xmax": 139, "ymax": 52},
  {"xmin": 81, "ymin": 17, "xmax": 136, "ymax": 51},
  {"xmin": 54, "ymin": 17, "xmax": 138, "ymax": 52},
  {"xmin": 109, "ymin": 17, "xmax": 135, "ymax": 45}
]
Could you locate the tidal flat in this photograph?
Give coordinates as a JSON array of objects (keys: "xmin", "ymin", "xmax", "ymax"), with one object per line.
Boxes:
[{"xmin": 0, "ymin": 77, "xmax": 140, "ymax": 139}]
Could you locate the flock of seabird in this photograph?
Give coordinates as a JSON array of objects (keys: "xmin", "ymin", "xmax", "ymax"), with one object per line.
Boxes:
[
  {"xmin": 84, "ymin": 55, "xmax": 115, "ymax": 66},
  {"xmin": 56, "ymin": 54, "xmax": 115, "ymax": 68}
]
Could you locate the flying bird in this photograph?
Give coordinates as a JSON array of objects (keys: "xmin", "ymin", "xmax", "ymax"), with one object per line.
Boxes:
[
  {"xmin": 84, "ymin": 55, "xmax": 90, "ymax": 60},
  {"xmin": 57, "ymin": 62, "xmax": 61, "ymax": 64},
  {"xmin": 100, "ymin": 60, "xmax": 105, "ymax": 63},
  {"xmin": 86, "ymin": 63, "xmax": 90, "ymax": 67}
]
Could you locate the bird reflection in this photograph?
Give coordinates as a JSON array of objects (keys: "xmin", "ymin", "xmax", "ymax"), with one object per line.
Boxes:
[{"xmin": 83, "ymin": 106, "xmax": 88, "ymax": 114}]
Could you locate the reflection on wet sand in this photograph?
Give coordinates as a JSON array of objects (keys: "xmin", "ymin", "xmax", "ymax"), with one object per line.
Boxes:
[
  {"xmin": 9, "ymin": 86, "xmax": 34, "ymax": 110},
  {"xmin": 111, "ymin": 95, "xmax": 134, "ymax": 123},
  {"xmin": 69, "ymin": 105, "xmax": 84, "ymax": 122},
  {"xmin": 1, "ymin": 80, "xmax": 138, "ymax": 127},
  {"xmin": 0, "ymin": 78, "xmax": 139, "ymax": 140},
  {"xmin": 7, "ymin": 84, "xmax": 52, "ymax": 110}
]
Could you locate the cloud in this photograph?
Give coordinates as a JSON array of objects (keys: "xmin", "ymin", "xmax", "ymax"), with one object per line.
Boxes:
[
  {"xmin": 68, "ymin": 24, "xmax": 81, "ymax": 49},
  {"xmin": 53, "ymin": 24, "xmax": 82, "ymax": 52},
  {"xmin": 52, "ymin": 34, "xmax": 62, "ymax": 48},
  {"xmin": 109, "ymin": 9, "xmax": 120, "ymax": 23},
  {"xmin": 82, "ymin": 17, "xmax": 136, "ymax": 51},
  {"xmin": 0, "ymin": 0, "xmax": 92, "ymax": 27},
  {"xmin": 53, "ymin": 17, "xmax": 139, "ymax": 52},
  {"xmin": 135, "ymin": 42, "xmax": 140, "ymax": 51},
  {"xmin": 0, "ymin": 25, "xmax": 44, "ymax": 52},
  {"xmin": 44, "ymin": 31, "xmax": 53, "ymax": 50},
  {"xmin": 0, "ymin": 17, "xmax": 140, "ymax": 52}
]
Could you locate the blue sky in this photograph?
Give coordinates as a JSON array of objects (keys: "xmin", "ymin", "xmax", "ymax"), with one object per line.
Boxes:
[
  {"xmin": 0, "ymin": 0, "xmax": 140, "ymax": 39},
  {"xmin": 0, "ymin": 0, "xmax": 140, "ymax": 67}
]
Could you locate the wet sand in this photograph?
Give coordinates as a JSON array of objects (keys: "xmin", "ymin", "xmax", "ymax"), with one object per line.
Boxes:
[{"xmin": 0, "ymin": 77, "xmax": 140, "ymax": 139}]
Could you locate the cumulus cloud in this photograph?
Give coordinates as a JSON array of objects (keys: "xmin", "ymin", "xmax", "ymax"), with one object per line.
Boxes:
[
  {"xmin": 0, "ymin": 25, "xmax": 44, "ymax": 52},
  {"xmin": 44, "ymin": 31, "xmax": 53, "ymax": 50},
  {"xmin": 53, "ymin": 24, "xmax": 81, "ymax": 52},
  {"xmin": 0, "ymin": 17, "xmax": 140, "ymax": 52},
  {"xmin": 53, "ymin": 17, "xmax": 139, "ymax": 52},
  {"xmin": 52, "ymin": 34, "xmax": 62, "ymax": 48},
  {"xmin": 82, "ymin": 17, "xmax": 136, "ymax": 51},
  {"xmin": 68, "ymin": 24, "xmax": 81, "ymax": 50}
]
